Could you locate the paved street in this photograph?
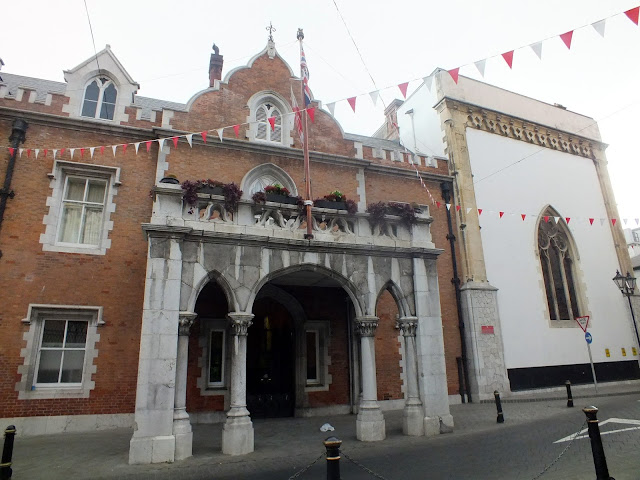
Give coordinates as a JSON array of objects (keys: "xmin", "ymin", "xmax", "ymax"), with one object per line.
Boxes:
[{"xmin": 9, "ymin": 391, "xmax": 640, "ymax": 479}]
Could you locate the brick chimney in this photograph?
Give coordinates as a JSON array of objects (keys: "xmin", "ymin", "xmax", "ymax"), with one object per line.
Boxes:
[
  {"xmin": 209, "ymin": 44, "xmax": 224, "ymax": 87},
  {"xmin": 382, "ymin": 99, "xmax": 404, "ymax": 140}
]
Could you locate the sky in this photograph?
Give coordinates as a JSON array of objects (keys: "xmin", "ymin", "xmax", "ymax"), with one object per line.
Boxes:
[{"xmin": 1, "ymin": 0, "xmax": 638, "ymax": 221}]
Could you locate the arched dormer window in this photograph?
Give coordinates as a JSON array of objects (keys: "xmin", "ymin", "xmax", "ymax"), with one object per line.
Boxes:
[
  {"xmin": 537, "ymin": 208, "xmax": 582, "ymax": 321},
  {"xmin": 81, "ymin": 77, "xmax": 117, "ymax": 120},
  {"xmin": 255, "ymin": 102, "xmax": 282, "ymax": 143}
]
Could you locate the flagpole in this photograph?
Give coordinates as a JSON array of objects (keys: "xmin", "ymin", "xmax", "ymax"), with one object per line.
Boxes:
[{"xmin": 297, "ymin": 28, "xmax": 313, "ymax": 240}]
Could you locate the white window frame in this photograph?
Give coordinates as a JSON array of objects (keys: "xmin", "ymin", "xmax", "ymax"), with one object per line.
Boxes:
[
  {"xmin": 305, "ymin": 329, "xmax": 320, "ymax": 384},
  {"xmin": 41, "ymin": 160, "xmax": 121, "ymax": 255},
  {"xmin": 16, "ymin": 305, "xmax": 103, "ymax": 400},
  {"xmin": 207, "ymin": 328, "xmax": 226, "ymax": 388},
  {"xmin": 197, "ymin": 318, "xmax": 230, "ymax": 404},
  {"xmin": 245, "ymin": 91, "xmax": 294, "ymax": 147},
  {"xmin": 56, "ymin": 175, "xmax": 108, "ymax": 247},
  {"xmin": 81, "ymin": 76, "xmax": 118, "ymax": 121},
  {"xmin": 304, "ymin": 320, "xmax": 331, "ymax": 391},
  {"xmin": 34, "ymin": 319, "xmax": 88, "ymax": 387}
]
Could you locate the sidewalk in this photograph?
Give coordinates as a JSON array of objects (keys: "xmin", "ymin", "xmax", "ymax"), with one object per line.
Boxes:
[{"xmin": 7, "ymin": 381, "xmax": 640, "ymax": 479}]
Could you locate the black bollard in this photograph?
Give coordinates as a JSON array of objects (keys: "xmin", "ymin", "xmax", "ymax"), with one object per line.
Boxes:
[
  {"xmin": 494, "ymin": 391, "xmax": 504, "ymax": 423},
  {"xmin": 583, "ymin": 407, "xmax": 614, "ymax": 480},
  {"xmin": 324, "ymin": 436, "xmax": 342, "ymax": 480},
  {"xmin": 565, "ymin": 380, "xmax": 574, "ymax": 408},
  {"xmin": 0, "ymin": 425, "xmax": 16, "ymax": 480}
]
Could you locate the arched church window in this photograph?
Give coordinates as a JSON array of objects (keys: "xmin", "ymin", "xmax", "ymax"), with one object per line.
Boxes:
[
  {"xmin": 538, "ymin": 210, "xmax": 581, "ymax": 320},
  {"xmin": 241, "ymin": 163, "xmax": 297, "ymax": 200},
  {"xmin": 255, "ymin": 102, "xmax": 282, "ymax": 143},
  {"xmin": 81, "ymin": 77, "xmax": 117, "ymax": 120}
]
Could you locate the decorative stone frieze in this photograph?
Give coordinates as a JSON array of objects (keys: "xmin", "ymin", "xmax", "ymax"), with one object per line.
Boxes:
[
  {"xmin": 396, "ymin": 316, "xmax": 418, "ymax": 337},
  {"xmin": 228, "ymin": 313, "xmax": 254, "ymax": 336},
  {"xmin": 178, "ymin": 312, "xmax": 197, "ymax": 336},
  {"xmin": 355, "ymin": 316, "xmax": 379, "ymax": 337}
]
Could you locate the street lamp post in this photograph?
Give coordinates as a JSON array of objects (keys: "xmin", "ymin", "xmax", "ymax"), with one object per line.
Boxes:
[{"xmin": 612, "ymin": 270, "xmax": 640, "ymax": 353}]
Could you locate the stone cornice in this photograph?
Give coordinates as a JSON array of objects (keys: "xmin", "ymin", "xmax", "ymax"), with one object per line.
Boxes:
[
  {"xmin": 437, "ymin": 97, "xmax": 606, "ymax": 160},
  {"xmin": 141, "ymin": 223, "xmax": 444, "ymax": 259}
]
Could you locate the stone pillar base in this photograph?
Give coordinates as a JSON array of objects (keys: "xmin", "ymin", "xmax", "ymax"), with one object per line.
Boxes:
[
  {"xmin": 173, "ymin": 408, "xmax": 193, "ymax": 461},
  {"xmin": 424, "ymin": 416, "xmax": 440, "ymax": 436},
  {"xmin": 356, "ymin": 407, "xmax": 386, "ymax": 441},
  {"xmin": 439, "ymin": 413, "xmax": 454, "ymax": 433},
  {"xmin": 222, "ymin": 416, "xmax": 254, "ymax": 455},
  {"xmin": 129, "ymin": 435, "xmax": 175, "ymax": 464},
  {"xmin": 402, "ymin": 403, "xmax": 425, "ymax": 436}
]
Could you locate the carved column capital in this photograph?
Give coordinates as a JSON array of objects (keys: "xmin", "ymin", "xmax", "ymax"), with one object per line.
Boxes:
[
  {"xmin": 396, "ymin": 316, "xmax": 419, "ymax": 337},
  {"xmin": 178, "ymin": 312, "xmax": 197, "ymax": 336},
  {"xmin": 355, "ymin": 316, "xmax": 379, "ymax": 337},
  {"xmin": 227, "ymin": 312, "xmax": 254, "ymax": 336}
]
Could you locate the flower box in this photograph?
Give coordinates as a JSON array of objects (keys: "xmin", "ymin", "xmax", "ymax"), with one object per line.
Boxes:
[
  {"xmin": 266, "ymin": 193, "xmax": 298, "ymax": 205},
  {"xmin": 198, "ymin": 185, "xmax": 224, "ymax": 196},
  {"xmin": 314, "ymin": 200, "xmax": 347, "ymax": 210}
]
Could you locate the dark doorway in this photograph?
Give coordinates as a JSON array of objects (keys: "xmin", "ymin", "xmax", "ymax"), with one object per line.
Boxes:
[{"xmin": 247, "ymin": 297, "xmax": 295, "ymax": 418}]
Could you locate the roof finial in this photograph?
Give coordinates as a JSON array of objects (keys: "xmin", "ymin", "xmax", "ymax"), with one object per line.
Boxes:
[
  {"xmin": 297, "ymin": 28, "xmax": 304, "ymax": 41},
  {"xmin": 266, "ymin": 22, "xmax": 276, "ymax": 42},
  {"xmin": 212, "ymin": 43, "xmax": 219, "ymax": 55}
]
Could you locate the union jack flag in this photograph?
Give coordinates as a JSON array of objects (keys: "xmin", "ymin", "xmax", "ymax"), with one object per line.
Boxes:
[
  {"xmin": 300, "ymin": 45, "xmax": 311, "ymax": 106},
  {"xmin": 290, "ymin": 87, "xmax": 304, "ymax": 142}
]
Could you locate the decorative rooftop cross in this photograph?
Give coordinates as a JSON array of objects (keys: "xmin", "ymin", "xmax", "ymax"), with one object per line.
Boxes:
[{"xmin": 266, "ymin": 22, "xmax": 276, "ymax": 42}]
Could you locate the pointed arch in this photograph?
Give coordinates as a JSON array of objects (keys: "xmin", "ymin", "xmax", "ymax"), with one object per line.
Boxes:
[
  {"xmin": 536, "ymin": 205, "xmax": 583, "ymax": 321},
  {"xmin": 375, "ymin": 280, "xmax": 411, "ymax": 319},
  {"xmin": 185, "ymin": 267, "xmax": 239, "ymax": 313},
  {"xmin": 240, "ymin": 162, "xmax": 298, "ymax": 199}
]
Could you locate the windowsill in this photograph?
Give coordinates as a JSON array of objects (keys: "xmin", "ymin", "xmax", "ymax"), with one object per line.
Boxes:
[
  {"xmin": 548, "ymin": 319, "xmax": 581, "ymax": 328},
  {"xmin": 18, "ymin": 386, "xmax": 91, "ymax": 400}
]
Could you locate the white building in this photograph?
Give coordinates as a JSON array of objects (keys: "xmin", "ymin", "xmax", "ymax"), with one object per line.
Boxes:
[{"xmin": 394, "ymin": 70, "xmax": 639, "ymax": 398}]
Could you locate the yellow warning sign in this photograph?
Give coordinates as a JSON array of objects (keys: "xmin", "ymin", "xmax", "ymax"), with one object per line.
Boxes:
[
  {"xmin": 622, "ymin": 348, "xmax": 627, "ymax": 357},
  {"xmin": 605, "ymin": 348, "xmax": 610, "ymax": 358},
  {"xmin": 633, "ymin": 347, "xmax": 638, "ymax": 356}
]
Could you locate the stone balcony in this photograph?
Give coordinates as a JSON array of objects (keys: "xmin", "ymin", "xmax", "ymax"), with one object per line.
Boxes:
[{"xmin": 149, "ymin": 184, "xmax": 435, "ymax": 250}]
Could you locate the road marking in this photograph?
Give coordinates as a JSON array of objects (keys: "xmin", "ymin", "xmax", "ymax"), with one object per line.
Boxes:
[{"xmin": 554, "ymin": 418, "xmax": 640, "ymax": 443}]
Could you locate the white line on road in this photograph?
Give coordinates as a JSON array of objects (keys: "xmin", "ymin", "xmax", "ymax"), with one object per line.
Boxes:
[{"xmin": 554, "ymin": 418, "xmax": 640, "ymax": 443}]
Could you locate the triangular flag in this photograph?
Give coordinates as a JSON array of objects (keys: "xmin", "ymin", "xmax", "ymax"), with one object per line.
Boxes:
[
  {"xmin": 625, "ymin": 6, "xmax": 640, "ymax": 25},
  {"xmin": 592, "ymin": 19, "xmax": 606, "ymax": 37},
  {"xmin": 53, "ymin": 149, "xmax": 57, "ymax": 159},
  {"xmin": 560, "ymin": 31, "xmax": 573, "ymax": 49},
  {"xmin": 19, "ymin": 148, "xmax": 23, "ymax": 157},
  {"xmin": 589, "ymin": 218, "xmax": 594, "ymax": 225},
  {"xmin": 446, "ymin": 204, "xmax": 451, "ymax": 211},
  {"xmin": 530, "ymin": 42, "xmax": 543, "ymax": 60},
  {"xmin": 478, "ymin": 209, "xmax": 482, "ymax": 215},
  {"xmin": 27, "ymin": 149, "xmax": 32, "ymax": 158},
  {"xmin": 307, "ymin": 107, "xmax": 315, "ymax": 123},
  {"xmin": 448, "ymin": 68, "xmax": 459, "ymax": 84},
  {"xmin": 268, "ymin": 116, "xmax": 276, "ymax": 130},
  {"xmin": 466, "ymin": 207, "xmax": 472, "ymax": 214},
  {"xmin": 423, "ymin": 74, "xmax": 434, "ymax": 92},
  {"xmin": 145, "ymin": 141, "xmax": 152, "ymax": 152},
  {"xmin": 158, "ymin": 139, "xmax": 165, "ymax": 151},
  {"xmin": 79, "ymin": 148, "xmax": 84, "ymax": 158},
  {"xmin": 398, "ymin": 82, "xmax": 409, "ymax": 99},
  {"xmin": 436, "ymin": 201, "xmax": 441, "ymax": 208},
  {"xmin": 112, "ymin": 145, "xmax": 117, "ymax": 157},
  {"xmin": 43, "ymin": 149, "xmax": 48, "ymax": 158},
  {"xmin": 544, "ymin": 216, "xmax": 549, "ymax": 223},
  {"xmin": 34, "ymin": 149, "xmax": 39, "ymax": 159},
  {"xmin": 553, "ymin": 216, "xmax": 560, "ymax": 223},
  {"xmin": 565, "ymin": 217, "xmax": 571, "ymax": 224},
  {"xmin": 8, "ymin": 147, "xmax": 14, "ymax": 156},
  {"xmin": 60, "ymin": 148, "xmax": 65, "ymax": 157},
  {"xmin": 327, "ymin": 102, "xmax": 336, "ymax": 116},
  {"xmin": 217, "ymin": 129, "xmax": 224, "ymax": 142},
  {"xmin": 369, "ymin": 90, "xmax": 379, "ymax": 106},
  {"xmin": 172, "ymin": 137, "xmax": 178, "ymax": 149},
  {"xmin": 521, "ymin": 214, "xmax": 526, "ymax": 221},
  {"xmin": 99, "ymin": 146, "xmax": 104, "ymax": 155},
  {"xmin": 90, "ymin": 147, "xmax": 95, "ymax": 158},
  {"xmin": 474, "ymin": 59, "xmax": 486, "ymax": 77},
  {"xmin": 499, "ymin": 212, "xmax": 504, "ymax": 218},
  {"xmin": 624, "ymin": 218, "xmax": 629, "ymax": 225},
  {"xmin": 635, "ymin": 218, "xmax": 639, "ymax": 225},
  {"xmin": 233, "ymin": 125, "xmax": 240, "ymax": 137},
  {"xmin": 612, "ymin": 218, "xmax": 617, "ymax": 226},
  {"xmin": 600, "ymin": 218, "xmax": 606, "ymax": 226},
  {"xmin": 122, "ymin": 144, "xmax": 128, "ymax": 155},
  {"xmin": 347, "ymin": 97, "xmax": 357, "ymax": 112},
  {"xmin": 69, "ymin": 148, "xmax": 74, "ymax": 159},
  {"xmin": 201, "ymin": 131, "xmax": 207, "ymax": 143},
  {"xmin": 186, "ymin": 134, "xmax": 193, "ymax": 147},
  {"xmin": 455, "ymin": 205, "xmax": 461, "ymax": 211},
  {"xmin": 134, "ymin": 143, "xmax": 140, "ymax": 154},
  {"xmin": 502, "ymin": 51, "xmax": 514, "ymax": 69}
]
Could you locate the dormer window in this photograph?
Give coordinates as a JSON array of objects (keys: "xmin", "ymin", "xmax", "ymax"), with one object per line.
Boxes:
[
  {"xmin": 81, "ymin": 77, "xmax": 117, "ymax": 120},
  {"xmin": 256, "ymin": 102, "xmax": 282, "ymax": 143}
]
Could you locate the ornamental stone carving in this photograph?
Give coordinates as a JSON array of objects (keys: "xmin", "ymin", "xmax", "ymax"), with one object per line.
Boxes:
[
  {"xmin": 228, "ymin": 313, "xmax": 254, "ymax": 336},
  {"xmin": 178, "ymin": 312, "xmax": 197, "ymax": 336},
  {"xmin": 355, "ymin": 316, "xmax": 379, "ymax": 337},
  {"xmin": 396, "ymin": 316, "xmax": 419, "ymax": 337}
]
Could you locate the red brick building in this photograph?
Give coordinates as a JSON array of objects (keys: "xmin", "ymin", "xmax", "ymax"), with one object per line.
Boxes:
[{"xmin": 0, "ymin": 37, "xmax": 462, "ymax": 463}]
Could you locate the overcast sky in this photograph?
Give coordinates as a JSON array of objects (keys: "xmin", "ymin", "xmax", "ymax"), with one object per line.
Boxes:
[{"xmin": 1, "ymin": 0, "xmax": 638, "ymax": 221}]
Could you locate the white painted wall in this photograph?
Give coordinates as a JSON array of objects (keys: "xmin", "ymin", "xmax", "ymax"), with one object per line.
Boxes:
[{"xmin": 466, "ymin": 128, "xmax": 636, "ymax": 369}]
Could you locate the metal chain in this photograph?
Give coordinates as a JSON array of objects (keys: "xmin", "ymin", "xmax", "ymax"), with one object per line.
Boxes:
[
  {"xmin": 287, "ymin": 452, "xmax": 324, "ymax": 480},
  {"xmin": 342, "ymin": 449, "xmax": 391, "ymax": 480},
  {"xmin": 530, "ymin": 419, "xmax": 588, "ymax": 480}
]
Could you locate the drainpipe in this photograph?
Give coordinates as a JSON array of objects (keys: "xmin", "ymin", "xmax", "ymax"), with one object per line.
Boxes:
[
  {"xmin": 441, "ymin": 181, "xmax": 472, "ymax": 403},
  {"xmin": 0, "ymin": 119, "xmax": 28, "ymax": 260}
]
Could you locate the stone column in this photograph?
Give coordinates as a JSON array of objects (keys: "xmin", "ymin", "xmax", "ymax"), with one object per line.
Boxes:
[
  {"xmin": 222, "ymin": 312, "xmax": 254, "ymax": 455},
  {"xmin": 355, "ymin": 316, "xmax": 385, "ymax": 441},
  {"xmin": 173, "ymin": 312, "xmax": 196, "ymax": 460},
  {"xmin": 397, "ymin": 316, "xmax": 424, "ymax": 436}
]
